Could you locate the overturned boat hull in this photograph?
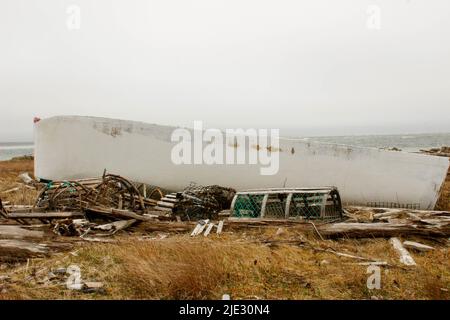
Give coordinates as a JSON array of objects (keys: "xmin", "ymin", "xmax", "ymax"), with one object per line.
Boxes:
[{"xmin": 34, "ymin": 116, "xmax": 449, "ymax": 209}]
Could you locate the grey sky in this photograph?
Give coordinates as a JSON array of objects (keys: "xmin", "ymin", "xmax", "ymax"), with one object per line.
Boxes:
[{"xmin": 1, "ymin": 0, "xmax": 449, "ymax": 141}]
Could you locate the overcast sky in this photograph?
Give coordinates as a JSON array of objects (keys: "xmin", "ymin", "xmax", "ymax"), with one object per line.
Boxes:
[{"xmin": 1, "ymin": 0, "xmax": 449, "ymax": 141}]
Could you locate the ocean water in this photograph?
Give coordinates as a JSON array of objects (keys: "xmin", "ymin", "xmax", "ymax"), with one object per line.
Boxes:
[
  {"xmin": 0, "ymin": 133, "xmax": 449, "ymax": 161},
  {"xmin": 304, "ymin": 133, "xmax": 450, "ymax": 152},
  {"xmin": 0, "ymin": 142, "xmax": 34, "ymax": 161}
]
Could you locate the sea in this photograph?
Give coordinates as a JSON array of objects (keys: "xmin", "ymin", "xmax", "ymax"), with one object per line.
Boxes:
[{"xmin": 1, "ymin": 132, "xmax": 450, "ymax": 161}]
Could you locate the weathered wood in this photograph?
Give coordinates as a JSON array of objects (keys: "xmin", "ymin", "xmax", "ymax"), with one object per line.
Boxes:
[
  {"xmin": 403, "ymin": 240, "xmax": 434, "ymax": 252},
  {"xmin": 227, "ymin": 217, "xmax": 314, "ymax": 226},
  {"xmin": 160, "ymin": 197, "xmax": 179, "ymax": 203},
  {"xmin": 154, "ymin": 206, "xmax": 173, "ymax": 212},
  {"xmin": 0, "ymin": 225, "xmax": 44, "ymax": 239},
  {"xmin": 196, "ymin": 220, "xmax": 209, "ymax": 235},
  {"xmin": 156, "ymin": 201, "xmax": 175, "ymax": 208},
  {"xmin": 92, "ymin": 219, "xmax": 136, "ymax": 234},
  {"xmin": 319, "ymin": 222, "xmax": 450, "ymax": 238},
  {"xmin": 0, "ymin": 187, "xmax": 20, "ymax": 194},
  {"xmin": 204, "ymin": 223, "xmax": 214, "ymax": 237},
  {"xmin": 390, "ymin": 237, "xmax": 416, "ymax": 266},
  {"xmin": 5, "ymin": 205, "xmax": 46, "ymax": 214},
  {"xmin": 356, "ymin": 261, "xmax": 388, "ymax": 266},
  {"xmin": 217, "ymin": 220, "xmax": 224, "ymax": 234},
  {"xmin": 190, "ymin": 223, "xmax": 202, "ymax": 236},
  {"xmin": 7, "ymin": 211, "xmax": 84, "ymax": 219},
  {"xmin": 86, "ymin": 206, "xmax": 153, "ymax": 222},
  {"xmin": 0, "ymin": 239, "xmax": 48, "ymax": 253}
]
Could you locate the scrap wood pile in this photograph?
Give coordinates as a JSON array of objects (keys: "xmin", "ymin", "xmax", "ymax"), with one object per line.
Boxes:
[
  {"xmin": 34, "ymin": 173, "xmax": 157, "ymax": 213},
  {"xmin": 223, "ymin": 206, "xmax": 450, "ymax": 239},
  {"xmin": 0, "ymin": 172, "xmax": 238, "ymax": 240},
  {"xmin": 0, "ymin": 172, "xmax": 170, "ymax": 233}
]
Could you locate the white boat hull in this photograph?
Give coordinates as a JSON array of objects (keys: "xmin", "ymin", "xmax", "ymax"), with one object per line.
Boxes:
[{"xmin": 34, "ymin": 116, "xmax": 449, "ymax": 209}]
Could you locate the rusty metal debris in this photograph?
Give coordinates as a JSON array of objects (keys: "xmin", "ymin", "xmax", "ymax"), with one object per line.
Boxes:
[
  {"xmin": 172, "ymin": 184, "xmax": 236, "ymax": 220},
  {"xmin": 33, "ymin": 173, "xmax": 160, "ymax": 213}
]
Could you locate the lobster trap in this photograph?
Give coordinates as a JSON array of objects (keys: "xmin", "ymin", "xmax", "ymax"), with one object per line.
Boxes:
[{"xmin": 231, "ymin": 187, "xmax": 343, "ymax": 220}]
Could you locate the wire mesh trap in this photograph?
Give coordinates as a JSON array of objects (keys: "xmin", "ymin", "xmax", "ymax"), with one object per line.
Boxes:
[{"xmin": 231, "ymin": 187, "xmax": 343, "ymax": 220}]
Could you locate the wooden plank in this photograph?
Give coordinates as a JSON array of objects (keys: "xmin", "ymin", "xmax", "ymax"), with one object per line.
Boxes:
[
  {"xmin": 8, "ymin": 212, "xmax": 84, "ymax": 219},
  {"xmin": 0, "ymin": 239, "xmax": 48, "ymax": 254},
  {"xmin": 92, "ymin": 219, "xmax": 137, "ymax": 234},
  {"xmin": 403, "ymin": 240, "xmax": 434, "ymax": 252},
  {"xmin": 196, "ymin": 220, "xmax": 209, "ymax": 235},
  {"xmin": 190, "ymin": 219, "xmax": 209, "ymax": 236},
  {"xmin": 390, "ymin": 237, "xmax": 416, "ymax": 266},
  {"xmin": 0, "ymin": 187, "xmax": 20, "ymax": 194},
  {"xmin": 154, "ymin": 206, "xmax": 173, "ymax": 212},
  {"xmin": 160, "ymin": 197, "xmax": 179, "ymax": 203},
  {"xmin": 0, "ymin": 226, "xmax": 44, "ymax": 239},
  {"xmin": 217, "ymin": 220, "xmax": 224, "ymax": 234},
  {"xmin": 156, "ymin": 201, "xmax": 175, "ymax": 208},
  {"xmin": 190, "ymin": 223, "xmax": 202, "ymax": 236},
  {"xmin": 319, "ymin": 222, "xmax": 450, "ymax": 238},
  {"xmin": 86, "ymin": 206, "xmax": 154, "ymax": 222},
  {"xmin": 204, "ymin": 223, "xmax": 214, "ymax": 237}
]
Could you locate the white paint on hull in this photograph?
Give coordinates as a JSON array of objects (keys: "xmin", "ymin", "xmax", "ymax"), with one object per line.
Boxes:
[{"xmin": 34, "ymin": 116, "xmax": 449, "ymax": 209}]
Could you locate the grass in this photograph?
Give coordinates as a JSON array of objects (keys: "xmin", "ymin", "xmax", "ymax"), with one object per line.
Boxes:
[
  {"xmin": 0, "ymin": 158, "xmax": 37, "ymax": 206},
  {"xmin": 1, "ymin": 231, "xmax": 449, "ymax": 300}
]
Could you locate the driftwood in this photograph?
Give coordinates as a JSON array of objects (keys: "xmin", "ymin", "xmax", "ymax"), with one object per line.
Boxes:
[
  {"xmin": 403, "ymin": 240, "xmax": 434, "ymax": 252},
  {"xmin": 7, "ymin": 211, "xmax": 84, "ymax": 220},
  {"xmin": 0, "ymin": 225, "xmax": 44, "ymax": 239},
  {"xmin": 390, "ymin": 237, "xmax": 416, "ymax": 266},
  {"xmin": 318, "ymin": 222, "xmax": 450, "ymax": 238},
  {"xmin": 226, "ymin": 217, "xmax": 450, "ymax": 238},
  {"xmin": 86, "ymin": 206, "xmax": 155, "ymax": 222}
]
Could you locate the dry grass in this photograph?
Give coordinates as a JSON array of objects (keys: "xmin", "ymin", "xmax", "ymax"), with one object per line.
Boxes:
[
  {"xmin": 0, "ymin": 159, "xmax": 37, "ymax": 206},
  {"xmin": 1, "ymin": 231, "xmax": 449, "ymax": 300}
]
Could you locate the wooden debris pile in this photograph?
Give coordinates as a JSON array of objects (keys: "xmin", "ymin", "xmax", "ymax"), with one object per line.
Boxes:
[
  {"xmin": 1, "ymin": 171, "xmax": 169, "ymax": 223},
  {"xmin": 34, "ymin": 173, "xmax": 159, "ymax": 213},
  {"xmin": 226, "ymin": 206, "xmax": 450, "ymax": 239}
]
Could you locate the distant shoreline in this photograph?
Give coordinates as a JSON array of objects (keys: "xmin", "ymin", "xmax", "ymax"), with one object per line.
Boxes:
[{"xmin": 1, "ymin": 132, "xmax": 450, "ymax": 161}]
